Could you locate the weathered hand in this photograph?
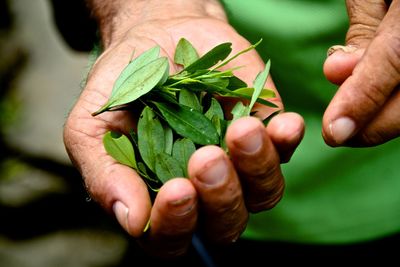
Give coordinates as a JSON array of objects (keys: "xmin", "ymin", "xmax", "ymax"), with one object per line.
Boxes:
[
  {"xmin": 63, "ymin": 9, "xmax": 304, "ymax": 259},
  {"xmin": 323, "ymin": 0, "xmax": 400, "ymax": 147}
]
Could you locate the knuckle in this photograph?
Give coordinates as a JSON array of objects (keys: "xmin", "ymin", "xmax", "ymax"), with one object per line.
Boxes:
[
  {"xmin": 203, "ymin": 194, "xmax": 248, "ymax": 243},
  {"xmin": 359, "ymin": 131, "xmax": 386, "ymax": 146},
  {"xmin": 360, "ymin": 82, "xmax": 387, "ymax": 110},
  {"xmin": 357, "ymin": 125, "xmax": 400, "ymax": 147},
  {"xmin": 381, "ymin": 33, "xmax": 400, "ymax": 79},
  {"xmin": 246, "ymin": 173, "xmax": 285, "ymax": 213},
  {"xmin": 345, "ymin": 0, "xmax": 386, "ymax": 45}
]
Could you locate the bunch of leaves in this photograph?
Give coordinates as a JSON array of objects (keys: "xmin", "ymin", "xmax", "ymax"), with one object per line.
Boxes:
[{"xmin": 92, "ymin": 38, "xmax": 279, "ymax": 191}]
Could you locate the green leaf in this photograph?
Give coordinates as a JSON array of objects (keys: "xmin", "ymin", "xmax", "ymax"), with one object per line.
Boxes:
[
  {"xmin": 148, "ymin": 89, "xmax": 179, "ymax": 105},
  {"xmin": 174, "ymin": 38, "xmax": 199, "ymax": 68},
  {"xmin": 183, "ymin": 42, "xmax": 232, "ymax": 73},
  {"xmin": 172, "ymin": 138, "xmax": 196, "ymax": 177},
  {"xmin": 212, "ymin": 38, "xmax": 263, "ymax": 71},
  {"xmin": 137, "ymin": 162, "xmax": 159, "ymax": 183},
  {"xmin": 129, "ymin": 129, "xmax": 139, "ymax": 148},
  {"xmin": 154, "ymin": 101, "xmax": 219, "ymax": 145},
  {"xmin": 163, "ymin": 124, "xmax": 173, "ymax": 155},
  {"xmin": 137, "ymin": 107, "xmax": 165, "ymax": 172},
  {"xmin": 231, "ymin": 87, "xmax": 275, "ymax": 99},
  {"xmin": 92, "ymin": 57, "xmax": 169, "ymax": 116},
  {"xmin": 227, "ymin": 76, "xmax": 248, "ymax": 90},
  {"xmin": 219, "ymin": 119, "xmax": 228, "ymax": 152},
  {"xmin": 231, "ymin": 101, "xmax": 249, "ymax": 122},
  {"xmin": 201, "ymin": 77, "xmax": 230, "ymax": 89},
  {"xmin": 113, "ymin": 46, "xmax": 161, "ymax": 95},
  {"xmin": 249, "ymin": 60, "xmax": 271, "ymax": 112},
  {"xmin": 103, "ymin": 131, "xmax": 137, "ymax": 169},
  {"xmin": 155, "ymin": 152, "xmax": 184, "ymax": 183},
  {"xmin": 204, "ymin": 97, "xmax": 224, "ymax": 120},
  {"xmin": 211, "ymin": 115, "xmax": 222, "ymax": 136},
  {"xmin": 213, "ymin": 81, "xmax": 277, "ymax": 108},
  {"xmin": 179, "ymin": 89, "xmax": 202, "ymax": 112}
]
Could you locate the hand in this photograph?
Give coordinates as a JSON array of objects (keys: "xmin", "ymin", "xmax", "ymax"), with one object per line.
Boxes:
[
  {"xmin": 322, "ymin": 0, "xmax": 400, "ymax": 147},
  {"xmin": 63, "ymin": 0, "xmax": 304, "ymax": 259}
]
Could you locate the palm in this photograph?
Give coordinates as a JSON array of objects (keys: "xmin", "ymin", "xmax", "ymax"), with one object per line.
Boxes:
[{"xmin": 64, "ymin": 16, "xmax": 288, "ymax": 258}]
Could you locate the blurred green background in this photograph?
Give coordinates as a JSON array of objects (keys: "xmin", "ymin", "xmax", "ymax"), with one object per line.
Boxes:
[{"xmin": 0, "ymin": 1, "xmax": 130, "ymax": 266}]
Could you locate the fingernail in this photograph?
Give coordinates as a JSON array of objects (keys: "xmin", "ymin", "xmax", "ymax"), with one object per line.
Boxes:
[
  {"xmin": 198, "ymin": 156, "xmax": 228, "ymax": 186},
  {"xmin": 327, "ymin": 45, "xmax": 357, "ymax": 57},
  {"xmin": 113, "ymin": 201, "xmax": 129, "ymax": 231},
  {"xmin": 169, "ymin": 195, "xmax": 195, "ymax": 216},
  {"xmin": 329, "ymin": 117, "xmax": 356, "ymax": 144},
  {"xmin": 235, "ymin": 128, "xmax": 263, "ymax": 154}
]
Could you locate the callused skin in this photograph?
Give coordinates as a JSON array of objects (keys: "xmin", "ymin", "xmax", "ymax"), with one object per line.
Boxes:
[
  {"xmin": 63, "ymin": 0, "xmax": 304, "ymax": 258},
  {"xmin": 323, "ymin": 0, "xmax": 400, "ymax": 147}
]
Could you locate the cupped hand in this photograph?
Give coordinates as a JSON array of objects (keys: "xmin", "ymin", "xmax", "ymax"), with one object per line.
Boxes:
[
  {"xmin": 323, "ymin": 0, "xmax": 400, "ymax": 147},
  {"xmin": 63, "ymin": 16, "xmax": 304, "ymax": 258}
]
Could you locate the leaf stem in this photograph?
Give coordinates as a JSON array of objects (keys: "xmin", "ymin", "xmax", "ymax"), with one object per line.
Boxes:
[{"xmin": 210, "ymin": 38, "xmax": 263, "ymax": 71}]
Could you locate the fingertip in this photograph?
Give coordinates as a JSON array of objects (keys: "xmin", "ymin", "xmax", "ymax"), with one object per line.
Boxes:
[
  {"xmin": 324, "ymin": 47, "xmax": 362, "ymax": 85},
  {"xmin": 225, "ymin": 116, "xmax": 265, "ymax": 147},
  {"xmin": 322, "ymin": 116, "xmax": 357, "ymax": 147},
  {"xmin": 187, "ymin": 146, "xmax": 248, "ymax": 244},
  {"xmin": 140, "ymin": 178, "xmax": 198, "ymax": 259},
  {"xmin": 188, "ymin": 145, "xmax": 229, "ymax": 187},
  {"xmin": 89, "ymin": 164, "xmax": 152, "ymax": 237},
  {"xmin": 264, "ymin": 112, "xmax": 304, "ymax": 163},
  {"xmin": 155, "ymin": 178, "xmax": 197, "ymax": 217},
  {"xmin": 267, "ymin": 112, "xmax": 305, "ymax": 145}
]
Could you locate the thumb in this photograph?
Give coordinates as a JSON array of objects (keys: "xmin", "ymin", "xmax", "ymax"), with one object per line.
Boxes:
[
  {"xmin": 324, "ymin": 0, "xmax": 387, "ymax": 84},
  {"xmin": 344, "ymin": 0, "xmax": 387, "ymax": 47},
  {"xmin": 322, "ymin": 0, "xmax": 400, "ymax": 146}
]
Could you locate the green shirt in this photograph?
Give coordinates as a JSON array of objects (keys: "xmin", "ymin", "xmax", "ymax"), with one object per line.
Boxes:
[{"xmin": 222, "ymin": 0, "xmax": 400, "ymax": 244}]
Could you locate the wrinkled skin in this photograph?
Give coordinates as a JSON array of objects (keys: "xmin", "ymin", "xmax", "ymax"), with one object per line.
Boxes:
[
  {"xmin": 323, "ymin": 0, "xmax": 400, "ymax": 147},
  {"xmin": 63, "ymin": 16, "xmax": 305, "ymax": 259}
]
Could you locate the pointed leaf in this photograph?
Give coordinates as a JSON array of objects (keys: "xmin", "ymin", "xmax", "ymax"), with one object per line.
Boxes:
[
  {"xmin": 201, "ymin": 77, "xmax": 230, "ymax": 89},
  {"xmin": 232, "ymin": 87, "xmax": 275, "ymax": 99},
  {"xmin": 154, "ymin": 102, "xmax": 219, "ymax": 145},
  {"xmin": 204, "ymin": 97, "xmax": 224, "ymax": 120},
  {"xmin": 179, "ymin": 89, "xmax": 202, "ymax": 112},
  {"xmin": 227, "ymin": 75, "xmax": 248, "ymax": 90},
  {"xmin": 92, "ymin": 57, "xmax": 169, "ymax": 115},
  {"xmin": 212, "ymin": 38, "xmax": 263, "ymax": 71},
  {"xmin": 249, "ymin": 60, "xmax": 271, "ymax": 112},
  {"xmin": 103, "ymin": 131, "xmax": 137, "ymax": 169},
  {"xmin": 183, "ymin": 42, "xmax": 232, "ymax": 73},
  {"xmin": 231, "ymin": 101, "xmax": 249, "ymax": 122},
  {"xmin": 174, "ymin": 38, "xmax": 199, "ymax": 68},
  {"xmin": 172, "ymin": 138, "xmax": 196, "ymax": 177},
  {"xmin": 113, "ymin": 46, "xmax": 160, "ymax": 95},
  {"xmin": 137, "ymin": 107, "xmax": 165, "ymax": 172}
]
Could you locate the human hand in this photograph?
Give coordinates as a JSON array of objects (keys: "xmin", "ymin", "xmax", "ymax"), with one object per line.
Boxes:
[
  {"xmin": 323, "ymin": 0, "xmax": 400, "ymax": 147},
  {"xmin": 63, "ymin": 0, "xmax": 304, "ymax": 258}
]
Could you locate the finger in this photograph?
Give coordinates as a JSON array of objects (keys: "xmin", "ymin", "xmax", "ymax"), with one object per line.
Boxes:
[
  {"xmin": 188, "ymin": 146, "xmax": 248, "ymax": 244},
  {"xmin": 323, "ymin": 0, "xmax": 388, "ymax": 85},
  {"xmin": 138, "ymin": 178, "xmax": 198, "ymax": 258},
  {"xmin": 346, "ymin": 87, "xmax": 400, "ymax": 146},
  {"xmin": 63, "ymin": 113, "xmax": 152, "ymax": 237},
  {"xmin": 225, "ymin": 117, "xmax": 284, "ymax": 212},
  {"xmin": 322, "ymin": 1, "xmax": 400, "ymax": 146},
  {"xmin": 345, "ymin": 0, "xmax": 388, "ymax": 47},
  {"xmin": 85, "ymin": 156, "xmax": 152, "ymax": 237},
  {"xmin": 266, "ymin": 112, "xmax": 305, "ymax": 163},
  {"xmin": 324, "ymin": 46, "xmax": 363, "ymax": 85}
]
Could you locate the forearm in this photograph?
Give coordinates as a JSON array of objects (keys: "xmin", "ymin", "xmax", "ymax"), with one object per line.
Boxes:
[{"xmin": 86, "ymin": 0, "xmax": 227, "ymax": 47}]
